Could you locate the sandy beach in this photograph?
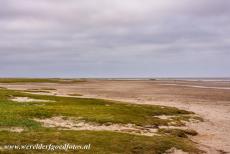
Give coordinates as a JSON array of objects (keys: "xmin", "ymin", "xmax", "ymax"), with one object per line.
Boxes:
[{"xmin": 1, "ymin": 79, "xmax": 230, "ymax": 153}]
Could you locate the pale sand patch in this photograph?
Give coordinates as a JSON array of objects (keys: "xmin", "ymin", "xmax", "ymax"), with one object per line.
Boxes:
[
  {"xmin": 154, "ymin": 115, "xmax": 177, "ymax": 120},
  {"xmin": 34, "ymin": 116, "xmax": 158, "ymax": 136},
  {"xmin": 10, "ymin": 97, "xmax": 54, "ymax": 103},
  {"xmin": 155, "ymin": 114, "xmax": 200, "ymax": 121},
  {"xmin": 164, "ymin": 147, "xmax": 188, "ymax": 154},
  {"xmin": 0, "ymin": 127, "xmax": 24, "ymax": 133},
  {"xmin": 159, "ymin": 126, "xmax": 187, "ymax": 129}
]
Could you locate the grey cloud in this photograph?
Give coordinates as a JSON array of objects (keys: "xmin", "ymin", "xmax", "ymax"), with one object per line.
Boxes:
[{"xmin": 0, "ymin": 0, "xmax": 230, "ymax": 77}]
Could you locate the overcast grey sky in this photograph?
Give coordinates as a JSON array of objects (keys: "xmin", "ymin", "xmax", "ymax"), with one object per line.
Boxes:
[{"xmin": 0, "ymin": 0, "xmax": 230, "ymax": 78}]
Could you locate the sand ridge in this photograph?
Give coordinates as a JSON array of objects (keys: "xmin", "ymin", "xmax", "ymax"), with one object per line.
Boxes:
[{"xmin": 34, "ymin": 116, "xmax": 158, "ymax": 136}]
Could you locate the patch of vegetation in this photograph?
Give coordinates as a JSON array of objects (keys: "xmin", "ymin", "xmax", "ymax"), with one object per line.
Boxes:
[
  {"xmin": 0, "ymin": 89, "xmax": 193, "ymax": 126},
  {"xmin": 24, "ymin": 90, "xmax": 51, "ymax": 93},
  {"xmin": 0, "ymin": 78, "xmax": 85, "ymax": 84},
  {"xmin": 0, "ymin": 131, "xmax": 200, "ymax": 154},
  {"xmin": 26, "ymin": 88, "xmax": 56, "ymax": 91},
  {"xmin": 0, "ymin": 88, "xmax": 201, "ymax": 153},
  {"xmin": 23, "ymin": 88, "xmax": 57, "ymax": 94},
  {"xmin": 40, "ymin": 88, "xmax": 57, "ymax": 91},
  {"xmin": 158, "ymin": 128, "xmax": 198, "ymax": 138},
  {"xmin": 68, "ymin": 93, "xmax": 83, "ymax": 96},
  {"xmin": 170, "ymin": 115, "xmax": 203, "ymax": 126},
  {"xmin": 191, "ymin": 115, "xmax": 204, "ymax": 122}
]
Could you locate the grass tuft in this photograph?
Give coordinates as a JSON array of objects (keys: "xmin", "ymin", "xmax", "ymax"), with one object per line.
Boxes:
[{"xmin": 158, "ymin": 128, "xmax": 198, "ymax": 138}]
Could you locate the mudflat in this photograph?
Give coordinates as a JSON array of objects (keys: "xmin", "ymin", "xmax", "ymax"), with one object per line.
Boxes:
[{"xmin": 1, "ymin": 79, "xmax": 230, "ymax": 153}]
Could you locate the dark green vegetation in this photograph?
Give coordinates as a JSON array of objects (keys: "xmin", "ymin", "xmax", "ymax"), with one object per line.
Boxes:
[
  {"xmin": 0, "ymin": 131, "xmax": 198, "ymax": 154},
  {"xmin": 68, "ymin": 93, "xmax": 83, "ymax": 96},
  {"xmin": 158, "ymin": 129, "xmax": 198, "ymax": 138},
  {"xmin": 26, "ymin": 88, "xmax": 57, "ymax": 91},
  {"xmin": 23, "ymin": 90, "xmax": 51, "ymax": 93},
  {"xmin": 23, "ymin": 88, "xmax": 57, "ymax": 93},
  {"xmin": 0, "ymin": 88, "xmax": 200, "ymax": 154},
  {"xmin": 0, "ymin": 78, "xmax": 84, "ymax": 83}
]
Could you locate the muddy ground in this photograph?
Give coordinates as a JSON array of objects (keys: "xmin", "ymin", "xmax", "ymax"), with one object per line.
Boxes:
[{"xmin": 1, "ymin": 79, "xmax": 230, "ymax": 154}]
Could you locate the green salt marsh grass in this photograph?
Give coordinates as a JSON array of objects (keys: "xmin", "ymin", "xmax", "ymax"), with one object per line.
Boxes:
[{"xmin": 0, "ymin": 88, "xmax": 201, "ymax": 153}]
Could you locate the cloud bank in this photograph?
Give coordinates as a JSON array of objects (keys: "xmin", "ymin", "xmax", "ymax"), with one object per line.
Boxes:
[{"xmin": 1, "ymin": 0, "xmax": 230, "ymax": 77}]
